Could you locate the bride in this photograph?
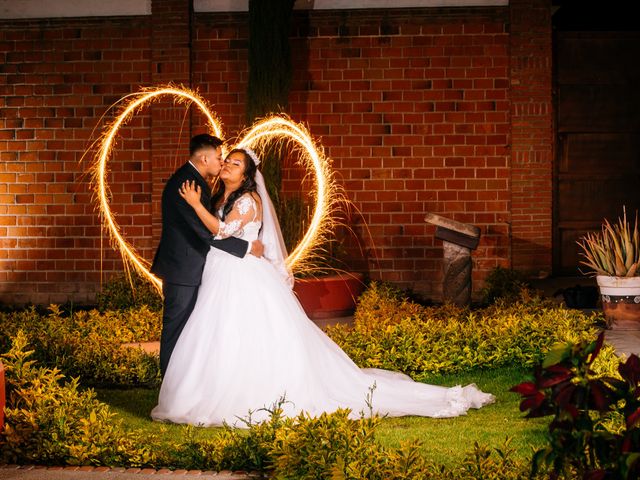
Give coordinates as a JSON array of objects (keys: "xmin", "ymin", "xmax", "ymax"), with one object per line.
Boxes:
[{"xmin": 151, "ymin": 148, "xmax": 495, "ymax": 427}]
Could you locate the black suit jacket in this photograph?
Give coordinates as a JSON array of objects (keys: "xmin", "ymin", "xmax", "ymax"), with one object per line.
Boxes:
[{"xmin": 151, "ymin": 162, "xmax": 249, "ymax": 286}]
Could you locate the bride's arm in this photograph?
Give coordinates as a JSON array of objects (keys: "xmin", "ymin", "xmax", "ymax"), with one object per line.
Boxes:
[
  {"xmin": 214, "ymin": 193, "xmax": 260, "ymax": 240},
  {"xmin": 179, "ymin": 180, "xmax": 221, "ymax": 235}
]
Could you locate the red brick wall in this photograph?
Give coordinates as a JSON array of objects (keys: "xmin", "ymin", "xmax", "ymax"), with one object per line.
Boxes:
[
  {"xmin": 287, "ymin": 8, "xmax": 512, "ymax": 298},
  {"xmin": 193, "ymin": 8, "xmax": 513, "ymax": 300},
  {"xmin": 0, "ymin": 17, "xmax": 152, "ymax": 305},
  {"xmin": 509, "ymin": 0, "xmax": 553, "ymax": 274},
  {"xmin": 0, "ymin": 1, "xmax": 554, "ymax": 305},
  {"xmin": 192, "ymin": 13, "xmax": 249, "ymax": 135},
  {"xmin": 151, "ymin": 0, "xmax": 193, "ymax": 247}
]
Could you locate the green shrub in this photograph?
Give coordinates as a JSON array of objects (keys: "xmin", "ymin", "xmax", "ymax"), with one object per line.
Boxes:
[
  {"xmin": 326, "ymin": 283, "xmax": 602, "ymax": 379},
  {"xmin": 0, "ymin": 343, "xmax": 532, "ymax": 477},
  {"xmin": 168, "ymin": 399, "xmax": 529, "ymax": 479},
  {"xmin": 96, "ymin": 272, "xmax": 162, "ymax": 312},
  {"xmin": 480, "ymin": 266, "xmax": 530, "ymax": 305},
  {"xmin": 0, "ymin": 305, "xmax": 160, "ymax": 387},
  {"xmin": 270, "ymin": 409, "xmax": 425, "ymax": 480},
  {"xmin": 169, "ymin": 402, "xmax": 286, "ymax": 473},
  {"xmin": 0, "ymin": 329, "xmax": 533, "ymax": 477},
  {"xmin": 0, "ymin": 332, "xmax": 157, "ymax": 466}
]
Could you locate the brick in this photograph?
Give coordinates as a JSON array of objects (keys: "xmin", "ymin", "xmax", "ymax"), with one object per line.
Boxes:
[{"xmin": 0, "ymin": 4, "xmax": 541, "ymax": 305}]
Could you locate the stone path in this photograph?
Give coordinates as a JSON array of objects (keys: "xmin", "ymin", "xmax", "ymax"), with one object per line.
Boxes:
[
  {"xmin": 604, "ymin": 329, "xmax": 640, "ymax": 358},
  {"xmin": 0, "ymin": 466, "xmax": 260, "ymax": 480}
]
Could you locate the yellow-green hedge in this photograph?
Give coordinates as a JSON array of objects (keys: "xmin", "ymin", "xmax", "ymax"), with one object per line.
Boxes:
[
  {"xmin": 1, "ymin": 332, "xmax": 530, "ymax": 477},
  {"xmin": 326, "ymin": 283, "xmax": 603, "ymax": 380},
  {"xmin": 0, "ymin": 305, "xmax": 160, "ymax": 387},
  {"xmin": 1, "ymin": 332, "xmax": 156, "ymax": 466},
  {"xmin": 169, "ymin": 401, "xmax": 530, "ymax": 479},
  {"xmin": 0, "ymin": 282, "xmax": 605, "ymax": 387}
]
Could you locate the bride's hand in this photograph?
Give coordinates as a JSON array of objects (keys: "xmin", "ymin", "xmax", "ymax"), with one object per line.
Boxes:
[{"xmin": 179, "ymin": 180, "xmax": 201, "ymax": 207}]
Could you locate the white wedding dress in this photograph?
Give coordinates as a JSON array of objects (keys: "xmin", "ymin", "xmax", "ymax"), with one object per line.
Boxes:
[{"xmin": 151, "ymin": 194, "xmax": 495, "ymax": 427}]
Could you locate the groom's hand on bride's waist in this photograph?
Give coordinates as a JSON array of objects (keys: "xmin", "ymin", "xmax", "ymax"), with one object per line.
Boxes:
[{"xmin": 249, "ymin": 240, "xmax": 264, "ymax": 257}]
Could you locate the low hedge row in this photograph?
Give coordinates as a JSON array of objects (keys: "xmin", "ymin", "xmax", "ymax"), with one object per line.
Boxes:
[
  {"xmin": 1, "ymin": 332, "xmax": 530, "ymax": 478},
  {"xmin": 0, "ymin": 305, "xmax": 161, "ymax": 387},
  {"xmin": 327, "ymin": 283, "xmax": 604, "ymax": 380},
  {"xmin": 169, "ymin": 406, "xmax": 532, "ymax": 479},
  {"xmin": 1, "ymin": 332, "xmax": 155, "ymax": 466},
  {"xmin": 2, "ymin": 324, "xmax": 621, "ymax": 477},
  {"xmin": 0, "ymin": 281, "xmax": 604, "ymax": 388},
  {"xmin": 0, "ymin": 281, "xmax": 620, "ymax": 478}
]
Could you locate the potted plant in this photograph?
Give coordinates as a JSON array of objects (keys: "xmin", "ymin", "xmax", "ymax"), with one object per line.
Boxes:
[
  {"xmin": 274, "ymin": 192, "xmax": 365, "ymax": 319},
  {"xmin": 293, "ymin": 271, "xmax": 365, "ymax": 320},
  {"xmin": 291, "ymin": 232, "xmax": 365, "ymax": 320},
  {"xmin": 577, "ymin": 208, "xmax": 640, "ymax": 329}
]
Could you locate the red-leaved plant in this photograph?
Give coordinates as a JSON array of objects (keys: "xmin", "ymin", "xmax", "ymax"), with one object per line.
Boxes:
[{"xmin": 511, "ymin": 332, "xmax": 640, "ymax": 479}]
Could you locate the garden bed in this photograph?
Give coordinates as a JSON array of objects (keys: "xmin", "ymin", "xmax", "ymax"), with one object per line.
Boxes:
[
  {"xmin": 95, "ymin": 366, "xmax": 546, "ymax": 469},
  {"xmin": 0, "ymin": 280, "xmax": 620, "ymax": 478}
]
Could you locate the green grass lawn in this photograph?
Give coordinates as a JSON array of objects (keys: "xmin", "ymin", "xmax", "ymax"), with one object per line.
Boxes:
[
  {"xmin": 375, "ymin": 367, "xmax": 548, "ymax": 465},
  {"xmin": 95, "ymin": 366, "xmax": 547, "ymax": 468}
]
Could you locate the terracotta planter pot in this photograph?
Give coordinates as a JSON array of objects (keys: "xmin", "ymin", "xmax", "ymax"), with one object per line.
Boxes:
[
  {"xmin": 293, "ymin": 272, "xmax": 365, "ymax": 320},
  {"xmin": 0, "ymin": 360, "xmax": 5, "ymax": 432},
  {"xmin": 597, "ymin": 275, "xmax": 640, "ymax": 330}
]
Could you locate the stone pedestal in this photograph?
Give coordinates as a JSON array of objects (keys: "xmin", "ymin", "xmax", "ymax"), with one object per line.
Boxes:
[
  {"xmin": 442, "ymin": 241, "xmax": 473, "ymax": 306},
  {"xmin": 425, "ymin": 213, "xmax": 481, "ymax": 306}
]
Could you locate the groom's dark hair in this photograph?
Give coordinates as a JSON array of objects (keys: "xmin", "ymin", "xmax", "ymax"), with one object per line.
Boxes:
[{"xmin": 189, "ymin": 134, "xmax": 223, "ymax": 156}]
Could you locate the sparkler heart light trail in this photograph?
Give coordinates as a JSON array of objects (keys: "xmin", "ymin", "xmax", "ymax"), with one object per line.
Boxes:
[{"xmin": 90, "ymin": 86, "xmax": 340, "ymax": 293}]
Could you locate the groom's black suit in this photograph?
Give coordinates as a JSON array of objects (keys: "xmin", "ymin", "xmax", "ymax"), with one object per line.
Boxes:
[{"xmin": 151, "ymin": 162, "xmax": 248, "ymax": 376}]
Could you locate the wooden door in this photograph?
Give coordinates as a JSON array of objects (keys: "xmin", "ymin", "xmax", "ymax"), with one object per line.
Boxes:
[{"xmin": 554, "ymin": 30, "xmax": 640, "ymax": 274}]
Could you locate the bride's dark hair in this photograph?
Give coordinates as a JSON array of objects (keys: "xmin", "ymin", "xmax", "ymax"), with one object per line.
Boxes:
[{"xmin": 210, "ymin": 148, "xmax": 258, "ymax": 220}]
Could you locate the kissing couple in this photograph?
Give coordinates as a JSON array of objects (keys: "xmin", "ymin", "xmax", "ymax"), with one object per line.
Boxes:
[{"xmin": 150, "ymin": 133, "xmax": 495, "ymax": 427}]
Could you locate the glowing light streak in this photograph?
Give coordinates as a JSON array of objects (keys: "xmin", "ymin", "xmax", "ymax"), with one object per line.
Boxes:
[
  {"xmin": 91, "ymin": 86, "xmax": 339, "ymax": 291},
  {"xmin": 235, "ymin": 115, "xmax": 340, "ymax": 271}
]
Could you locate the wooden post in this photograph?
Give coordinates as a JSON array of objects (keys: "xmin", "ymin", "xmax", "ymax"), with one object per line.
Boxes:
[{"xmin": 425, "ymin": 213, "xmax": 481, "ymax": 306}]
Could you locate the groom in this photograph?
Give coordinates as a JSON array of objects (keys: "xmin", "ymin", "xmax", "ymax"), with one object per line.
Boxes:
[{"xmin": 151, "ymin": 134, "xmax": 264, "ymax": 376}]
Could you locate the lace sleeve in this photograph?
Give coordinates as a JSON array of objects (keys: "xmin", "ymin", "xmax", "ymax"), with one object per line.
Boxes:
[{"xmin": 214, "ymin": 194, "xmax": 258, "ymax": 240}]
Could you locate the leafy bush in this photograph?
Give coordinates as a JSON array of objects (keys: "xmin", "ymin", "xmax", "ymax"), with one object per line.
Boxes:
[
  {"xmin": 512, "ymin": 332, "xmax": 640, "ymax": 479},
  {"xmin": 0, "ymin": 305, "xmax": 160, "ymax": 387},
  {"xmin": 270, "ymin": 408, "xmax": 428, "ymax": 479},
  {"xmin": 96, "ymin": 272, "xmax": 162, "ymax": 311},
  {"xmin": 169, "ymin": 401, "xmax": 285, "ymax": 473},
  {"xmin": 167, "ymin": 399, "xmax": 529, "ymax": 479},
  {"xmin": 0, "ymin": 330, "xmax": 531, "ymax": 477},
  {"xmin": 0, "ymin": 332, "xmax": 157, "ymax": 466},
  {"xmin": 480, "ymin": 266, "xmax": 530, "ymax": 305},
  {"xmin": 326, "ymin": 283, "xmax": 602, "ymax": 380},
  {"xmin": 448, "ymin": 440, "xmax": 531, "ymax": 480}
]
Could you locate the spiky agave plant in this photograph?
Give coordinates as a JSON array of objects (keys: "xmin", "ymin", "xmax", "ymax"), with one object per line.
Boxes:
[{"xmin": 577, "ymin": 207, "xmax": 640, "ymax": 277}]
